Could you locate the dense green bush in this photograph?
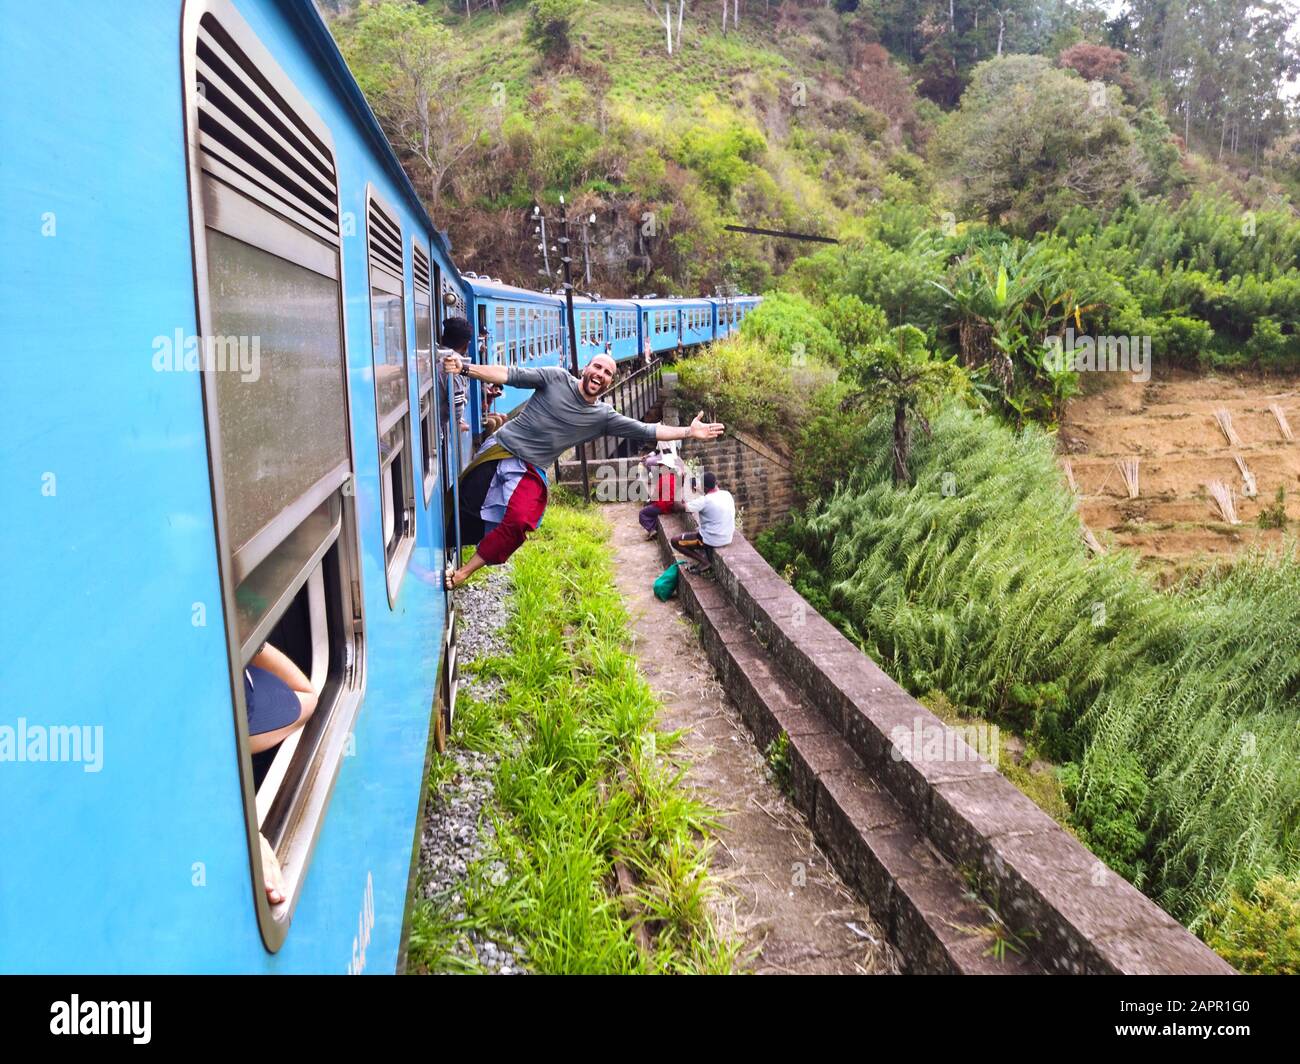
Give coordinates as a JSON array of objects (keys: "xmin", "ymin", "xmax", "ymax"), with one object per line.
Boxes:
[
  {"xmin": 674, "ymin": 335, "xmax": 833, "ymax": 446},
  {"xmin": 1203, "ymin": 877, "xmax": 1300, "ymax": 975},
  {"xmin": 734, "ymin": 291, "xmax": 843, "ymax": 364}
]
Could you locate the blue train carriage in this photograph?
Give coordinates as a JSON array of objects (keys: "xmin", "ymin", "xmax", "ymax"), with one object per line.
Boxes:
[
  {"xmin": 732, "ymin": 295, "xmax": 761, "ymax": 332},
  {"xmin": 709, "ymin": 294, "xmax": 762, "ymax": 340},
  {"xmin": 632, "ymin": 297, "xmax": 685, "ymax": 356},
  {"xmin": 465, "ymin": 276, "xmax": 567, "ymax": 418},
  {"xmin": 1, "ymin": 0, "xmax": 464, "ymax": 973},
  {"xmin": 599, "ymin": 298, "xmax": 641, "ymax": 365},
  {"xmin": 676, "ymin": 297, "xmax": 716, "ymax": 350}
]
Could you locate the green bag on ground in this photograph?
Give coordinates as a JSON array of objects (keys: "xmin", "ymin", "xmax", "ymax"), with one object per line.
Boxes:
[{"xmin": 653, "ymin": 562, "xmax": 680, "ymax": 601}]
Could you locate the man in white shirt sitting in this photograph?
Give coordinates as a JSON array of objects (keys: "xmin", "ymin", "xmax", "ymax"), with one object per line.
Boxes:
[{"xmin": 671, "ymin": 471, "xmax": 735, "ymax": 574}]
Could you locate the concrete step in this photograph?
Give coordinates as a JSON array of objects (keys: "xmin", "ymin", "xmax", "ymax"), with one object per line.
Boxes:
[{"xmin": 654, "ymin": 522, "xmax": 1042, "ymax": 974}]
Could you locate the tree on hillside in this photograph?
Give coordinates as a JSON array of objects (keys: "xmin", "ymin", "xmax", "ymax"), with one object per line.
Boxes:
[
  {"xmin": 934, "ymin": 54, "xmax": 1149, "ymax": 233},
  {"xmin": 841, "ymin": 324, "xmax": 965, "ymax": 484},
  {"xmin": 333, "ymin": 1, "xmax": 476, "ymax": 208},
  {"xmin": 526, "ymin": 0, "xmax": 584, "ymax": 63},
  {"xmin": 1117, "ymin": 0, "xmax": 1300, "ymax": 165}
]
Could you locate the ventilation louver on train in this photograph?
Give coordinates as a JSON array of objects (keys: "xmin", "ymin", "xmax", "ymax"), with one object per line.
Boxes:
[
  {"xmin": 195, "ymin": 12, "xmax": 340, "ymax": 244},
  {"xmin": 367, "ymin": 198, "xmax": 403, "ymax": 282},
  {"xmin": 413, "ymin": 245, "xmax": 431, "ymax": 297}
]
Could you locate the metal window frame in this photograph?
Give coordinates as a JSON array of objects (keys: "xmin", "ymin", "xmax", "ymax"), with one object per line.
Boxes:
[
  {"xmin": 413, "ymin": 240, "xmax": 438, "ymax": 508},
  {"xmin": 180, "ymin": 0, "xmax": 368, "ymax": 955},
  {"xmin": 365, "ymin": 184, "xmax": 417, "ymax": 607}
]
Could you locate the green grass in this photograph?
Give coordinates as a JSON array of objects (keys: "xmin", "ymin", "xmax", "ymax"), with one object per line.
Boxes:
[{"xmin": 408, "ymin": 502, "xmax": 738, "ymax": 974}]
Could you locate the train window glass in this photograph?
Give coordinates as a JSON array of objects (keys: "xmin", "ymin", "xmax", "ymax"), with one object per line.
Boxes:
[
  {"xmin": 508, "ymin": 306, "xmax": 517, "ymax": 365},
  {"xmin": 366, "ymin": 191, "xmax": 416, "ymax": 605},
  {"xmin": 185, "ymin": 0, "xmax": 365, "ymax": 950},
  {"xmin": 495, "ymin": 306, "xmax": 505, "ymax": 364},
  {"xmin": 413, "ymin": 244, "xmax": 437, "ymax": 505}
]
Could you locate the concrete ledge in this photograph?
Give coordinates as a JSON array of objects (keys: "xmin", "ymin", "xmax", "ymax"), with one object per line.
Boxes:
[
  {"xmin": 656, "ymin": 514, "xmax": 1233, "ymax": 975},
  {"xmin": 658, "ymin": 524, "xmax": 1042, "ymax": 974}
]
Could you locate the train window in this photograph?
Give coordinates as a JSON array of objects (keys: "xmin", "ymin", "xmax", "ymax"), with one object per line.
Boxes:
[
  {"xmin": 414, "ymin": 244, "xmax": 438, "ymax": 505},
  {"xmin": 495, "ymin": 306, "xmax": 506, "ymax": 364},
  {"xmin": 183, "ymin": 0, "xmax": 366, "ymax": 951},
  {"xmin": 507, "ymin": 306, "xmax": 517, "ymax": 365},
  {"xmin": 366, "ymin": 189, "xmax": 417, "ymax": 606}
]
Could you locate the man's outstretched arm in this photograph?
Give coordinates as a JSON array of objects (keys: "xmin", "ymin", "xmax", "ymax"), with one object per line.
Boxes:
[
  {"xmin": 605, "ymin": 408, "xmax": 724, "ymax": 444},
  {"xmin": 443, "ymin": 352, "xmax": 509, "ymax": 386},
  {"xmin": 656, "ymin": 410, "xmax": 725, "ymax": 442}
]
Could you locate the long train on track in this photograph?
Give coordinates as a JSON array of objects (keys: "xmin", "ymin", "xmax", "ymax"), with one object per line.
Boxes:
[{"xmin": 0, "ymin": 0, "xmax": 758, "ymax": 974}]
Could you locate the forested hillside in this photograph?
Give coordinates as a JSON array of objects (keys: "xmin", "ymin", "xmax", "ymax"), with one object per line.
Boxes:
[{"xmin": 323, "ymin": 0, "xmax": 1299, "ymax": 298}]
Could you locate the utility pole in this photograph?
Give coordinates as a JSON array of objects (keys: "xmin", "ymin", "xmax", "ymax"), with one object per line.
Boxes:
[
  {"xmin": 558, "ymin": 196, "xmax": 590, "ymax": 500},
  {"xmin": 581, "ymin": 212, "xmax": 596, "ymax": 286}
]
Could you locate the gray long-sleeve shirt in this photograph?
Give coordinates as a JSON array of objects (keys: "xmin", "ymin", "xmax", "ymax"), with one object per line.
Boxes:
[{"xmin": 495, "ymin": 365, "xmax": 658, "ymax": 468}]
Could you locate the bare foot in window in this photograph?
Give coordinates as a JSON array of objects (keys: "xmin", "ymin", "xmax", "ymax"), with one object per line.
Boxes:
[{"xmin": 260, "ymin": 832, "xmax": 285, "ymax": 906}]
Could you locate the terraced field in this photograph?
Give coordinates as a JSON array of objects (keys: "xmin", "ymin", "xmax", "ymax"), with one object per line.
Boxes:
[{"xmin": 1060, "ymin": 370, "xmax": 1300, "ymax": 579}]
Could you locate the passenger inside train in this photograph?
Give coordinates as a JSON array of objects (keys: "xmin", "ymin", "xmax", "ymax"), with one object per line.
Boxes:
[
  {"xmin": 244, "ymin": 642, "xmax": 318, "ymax": 906},
  {"xmin": 438, "ymin": 317, "xmax": 473, "ymax": 436},
  {"xmin": 439, "ymin": 352, "xmax": 725, "ymax": 588}
]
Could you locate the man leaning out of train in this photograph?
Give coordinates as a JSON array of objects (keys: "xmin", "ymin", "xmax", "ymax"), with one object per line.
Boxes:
[{"xmin": 440, "ymin": 350, "xmax": 724, "ymax": 588}]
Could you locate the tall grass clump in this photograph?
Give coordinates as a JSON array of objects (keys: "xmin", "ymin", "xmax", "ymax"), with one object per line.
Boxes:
[
  {"xmin": 764, "ymin": 405, "xmax": 1178, "ymax": 755},
  {"xmin": 759, "ymin": 402, "xmax": 1300, "ymax": 942},
  {"xmin": 1080, "ymin": 554, "xmax": 1300, "ymax": 923}
]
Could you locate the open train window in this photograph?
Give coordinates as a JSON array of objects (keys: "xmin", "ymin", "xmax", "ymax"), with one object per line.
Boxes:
[
  {"xmin": 494, "ymin": 306, "xmax": 505, "ymax": 363},
  {"xmin": 414, "ymin": 243, "xmax": 438, "ymax": 505},
  {"xmin": 182, "ymin": 0, "xmax": 366, "ymax": 952},
  {"xmin": 366, "ymin": 188, "xmax": 416, "ymax": 606}
]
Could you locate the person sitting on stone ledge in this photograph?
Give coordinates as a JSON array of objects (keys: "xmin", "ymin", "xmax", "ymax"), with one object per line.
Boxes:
[
  {"xmin": 637, "ymin": 442, "xmax": 684, "ymax": 540},
  {"xmin": 671, "ymin": 470, "xmax": 735, "ymax": 575}
]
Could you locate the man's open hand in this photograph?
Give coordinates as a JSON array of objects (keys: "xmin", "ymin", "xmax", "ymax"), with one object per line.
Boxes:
[{"xmin": 688, "ymin": 410, "xmax": 724, "ymax": 440}]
